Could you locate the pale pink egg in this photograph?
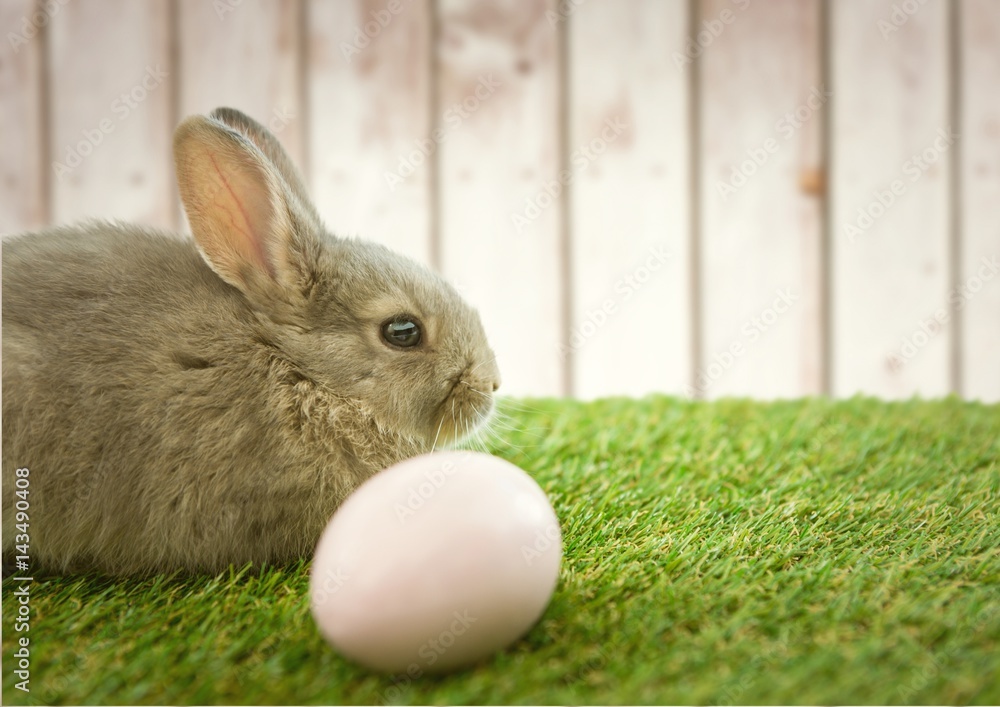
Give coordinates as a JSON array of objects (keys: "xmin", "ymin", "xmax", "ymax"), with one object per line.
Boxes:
[{"xmin": 309, "ymin": 451, "xmax": 562, "ymax": 674}]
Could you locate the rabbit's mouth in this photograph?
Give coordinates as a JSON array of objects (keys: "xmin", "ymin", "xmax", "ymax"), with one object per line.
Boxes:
[{"xmin": 431, "ymin": 376, "xmax": 495, "ymax": 448}]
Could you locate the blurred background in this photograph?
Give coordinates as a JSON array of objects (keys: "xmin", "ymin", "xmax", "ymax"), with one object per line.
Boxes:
[{"xmin": 1, "ymin": 0, "xmax": 997, "ymax": 401}]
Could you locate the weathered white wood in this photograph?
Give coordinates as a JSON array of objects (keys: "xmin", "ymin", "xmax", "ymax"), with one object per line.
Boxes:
[
  {"xmin": 437, "ymin": 0, "xmax": 563, "ymax": 397},
  {"xmin": 830, "ymin": 0, "xmax": 951, "ymax": 398},
  {"xmin": 48, "ymin": 0, "xmax": 173, "ymax": 229},
  {"xmin": 306, "ymin": 0, "xmax": 433, "ymax": 265},
  {"xmin": 177, "ymin": 0, "xmax": 305, "ymax": 175},
  {"xmin": 0, "ymin": 0, "xmax": 46, "ymax": 236},
  {"xmin": 13, "ymin": 1, "xmax": 997, "ymax": 401},
  {"xmin": 959, "ymin": 0, "xmax": 1000, "ymax": 402},
  {"xmin": 698, "ymin": 0, "xmax": 824, "ymax": 399},
  {"xmin": 568, "ymin": 0, "xmax": 691, "ymax": 399}
]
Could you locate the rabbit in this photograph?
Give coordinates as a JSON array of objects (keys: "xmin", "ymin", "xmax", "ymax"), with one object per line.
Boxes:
[{"xmin": 1, "ymin": 107, "xmax": 501, "ymax": 576}]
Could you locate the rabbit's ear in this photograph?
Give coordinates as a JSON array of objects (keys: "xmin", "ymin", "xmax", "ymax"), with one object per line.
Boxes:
[
  {"xmin": 174, "ymin": 115, "xmax": 309, "ymax": 318},
  {"xmin": 208, "ymin": 107, "xmax": 320, "ymax": 225}
]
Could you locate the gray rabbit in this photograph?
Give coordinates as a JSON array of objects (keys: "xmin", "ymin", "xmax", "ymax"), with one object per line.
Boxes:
[{"xmin": 2, "ymin": 108, "xmax": 500, "ymax": 576}]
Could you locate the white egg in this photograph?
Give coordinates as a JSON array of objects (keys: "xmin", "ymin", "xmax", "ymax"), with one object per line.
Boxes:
[{"xmin": 309, "ymin": 450, "xmax": 562, "ymax": 674}]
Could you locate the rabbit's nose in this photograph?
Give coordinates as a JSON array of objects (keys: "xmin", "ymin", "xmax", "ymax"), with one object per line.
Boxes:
[{"xmin": 492, "ymin": 380, "xmax": 500, "ymax": 392}]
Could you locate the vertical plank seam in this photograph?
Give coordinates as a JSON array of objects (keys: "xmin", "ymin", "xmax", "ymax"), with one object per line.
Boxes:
[
  {"xmin": 297, "ymin": 0, "xmax": 311, "ymax": 195},
  {"xmin": 558, "ymin": 2, "xmax": 573, "ymax": 398},
  {"xmin": 948, "ymin": 0, "xmax": 963, "ymax": 396},
  {"xmin": 429, "ymin": 0, "xmax": 442, "ymax": 272},
  {"xmin": 167, "ymin": 0, "xmax": 180, "ymax": 230},
  {"xmin": 38, "ymin": 0, "xmax": 52, "ymax": 225},
  {"xmin": 687, "ymin": 0, "xmax": 703, "ymax": 400},
  {"xmin": 819, "ymin": 0, "xmax": 833, "ymax": 397}
]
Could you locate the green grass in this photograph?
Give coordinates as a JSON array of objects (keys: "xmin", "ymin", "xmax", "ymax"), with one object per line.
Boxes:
[{"xmin": 3, "ymin": 395, "xmax": 999, "ymax": 705}]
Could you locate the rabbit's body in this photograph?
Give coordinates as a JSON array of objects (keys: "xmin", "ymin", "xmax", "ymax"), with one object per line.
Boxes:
[
  {"xmin": 2, "ymin": 109, "xmax": 499, "ymax": 575},
  {"xmin": 4, "ymin": 224, "xmax": 416, "ymax": 573}
]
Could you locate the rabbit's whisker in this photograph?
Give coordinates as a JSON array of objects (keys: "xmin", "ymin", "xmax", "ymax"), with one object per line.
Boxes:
[
  {"xmin": 489, "ymin": 395, "xmax": 555, "ymax": 416},
  {"xmin": 430, "ymin": 415, "xmax": 445, "ymax": 453}
]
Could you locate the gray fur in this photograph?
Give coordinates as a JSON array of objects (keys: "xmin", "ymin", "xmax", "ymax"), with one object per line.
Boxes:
[{"xmin": 1, "ymin": 108, "xmax": 499, "ymax": 575}]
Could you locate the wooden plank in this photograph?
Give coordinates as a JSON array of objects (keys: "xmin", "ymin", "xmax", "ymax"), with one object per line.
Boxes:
[
  {"xmin": 0, "ymin": 0, "xmax": 46, "ymax": 235},
  {"xmin": 959, "ymin": 0, "xmax": 1000, "ymax": 402},
  {"xmin": 306, "ymin": 0, "xmax": 433, "ymax": 265},
  {"xmin": 437, "ymin": 0, "xmax": 563, "ymax": 397},
  {"xmin": 177, "ymin": 0, "xmax": 305, "ymax": 175},
  {"xmin": 567, "ymin": 0, "xmax": 690, "ymax": 399},
  {"xmin": 830, "ymin": 0, "xmax": 951, "ymax": 398},
  {"xmin": 47, "ymin": 0, "xmax": 173, "ymax": 228},
  {"xmin": 698, "ymin": 0, "xmax": 824, "ymax": 399}
]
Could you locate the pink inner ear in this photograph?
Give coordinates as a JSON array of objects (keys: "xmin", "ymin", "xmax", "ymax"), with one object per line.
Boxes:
[{"xmin": 206, "ymin": 150, "xmax": 278, "ymax": 281}]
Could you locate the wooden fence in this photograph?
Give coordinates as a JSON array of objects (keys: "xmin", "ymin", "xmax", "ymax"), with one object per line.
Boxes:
[{"xmin": 2, "ymin": 0, "xmax": 998, "ymax": 401}]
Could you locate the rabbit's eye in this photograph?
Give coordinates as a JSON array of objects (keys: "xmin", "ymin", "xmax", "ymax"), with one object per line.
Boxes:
[{"xmin": 382, "ymin": 319, "xmax": 422, "ymax": 348}]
